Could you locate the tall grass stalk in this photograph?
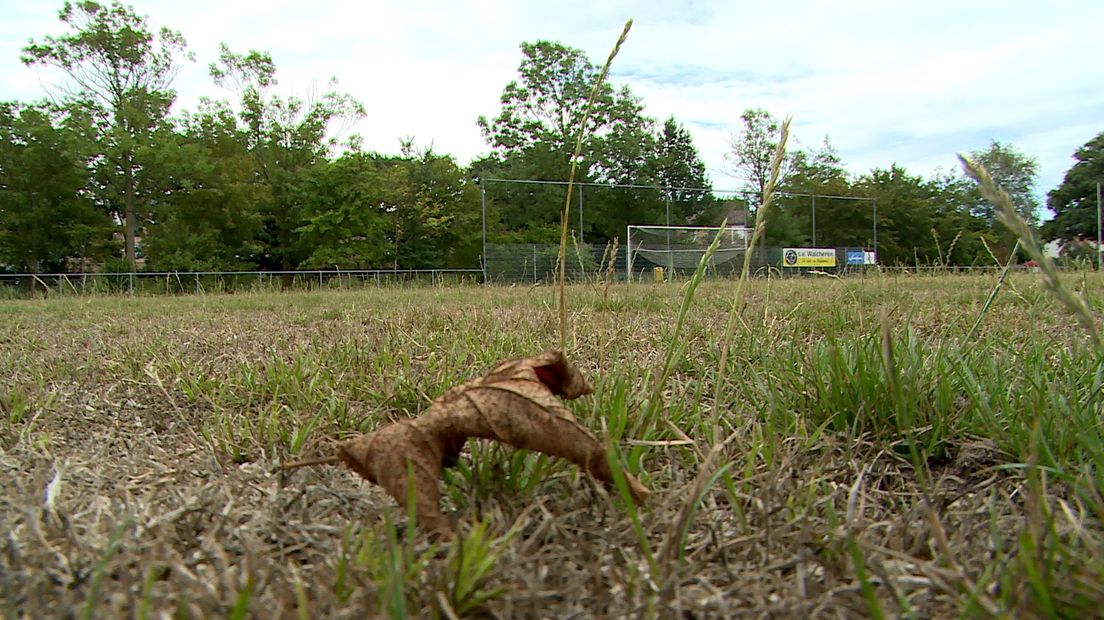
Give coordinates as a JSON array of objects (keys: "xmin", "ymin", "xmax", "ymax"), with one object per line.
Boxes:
[
  {"xmin": 649, "ymin": 120, "xmax": 790, "ymax": 601},
  {"xmin": 959, "ymin": 154, "xmax": 1102, "ymax": 351},
  {"xmin": 557, "ymin": 19, "xmax": 633, "ymax": 351},
  {"xmin": 963, "ymin": 239, "xmax": 1021, "ymax": 347},
  {"xmin": 960, "ymin": 154, "xmax": 1104, "ymax": 615},
  {"xmin": 645, "ymin": 220, "xmax": 729, "ymax": 429},
  {"xmin": 602, "ymin": 238, "xmax": 619, "ymax": 310},
  {"xmin": 712, "ymin": 117, "xmax": 791, "ymax": 433}
]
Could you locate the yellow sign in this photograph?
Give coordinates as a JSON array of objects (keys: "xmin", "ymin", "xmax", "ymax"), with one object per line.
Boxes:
[{"xmin": 782, "ymin": 248, "xmax": 837, "ymax": 268}]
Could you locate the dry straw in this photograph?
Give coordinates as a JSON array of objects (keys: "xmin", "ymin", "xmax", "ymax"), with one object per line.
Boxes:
[{"xmin": 557, "ymin": 19, "xmax": 633, "ymax": 351}]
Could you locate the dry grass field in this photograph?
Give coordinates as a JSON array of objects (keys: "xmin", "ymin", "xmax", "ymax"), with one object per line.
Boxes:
[{"xmin": 2, "ymin": 274, "xmax": 1103, "ymax": 618}]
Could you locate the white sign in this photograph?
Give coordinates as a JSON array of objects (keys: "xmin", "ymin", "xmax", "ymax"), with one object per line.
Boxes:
[{"xmin": 782, "ymin": 247, "xmax": 837, "ymax": 268}]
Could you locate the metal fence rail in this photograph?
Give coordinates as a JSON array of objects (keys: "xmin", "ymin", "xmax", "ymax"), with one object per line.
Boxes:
[
  {"xmin": 0, "ymin": 268, "xmax": 485, "ymax": 298},
  {"xmin": 0, "ymin": 261, "xmax": 1053, "ymax": 299}
]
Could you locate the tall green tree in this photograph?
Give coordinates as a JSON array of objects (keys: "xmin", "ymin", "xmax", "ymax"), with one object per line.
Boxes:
[
  {"xmin": 477, "ymin": 40, "xmax": 712, "ymax": 245},
  {"xmin": 208, "ymin": 44, "xmax": 364, "ymax": 271},
  {"xmin": 650, "ymin": 116, "xmax": 716, "ymax": 224},
  {"xmin": 293, "ymin": 151, "xmax": 391, "ymax": 270},
  {"xmin": 853, "ymin": 165, "xmax": 939, "ymax": 266},
  {"xmin": 1044, "ymin": 131, "xmax": 1104, "ymax": 244},
  {"xmin": 772, "ymin": 138, "xmax": 854, "ymax": 247},
  {"xmin": 0, "ymin": 102, "xmax": 115, "ymax": 273},
  {"xmin": 968, "ymin": 140, "xmax": 1040, "ymax": 225},
  {"xmin": 22, "ymin": 0, "xmax": 191, "ymax": 270},
  {"xmin": 294, "ymin": 144, "xmax": 481, "ymax": 271},
  {"xmin": 477, "ymin": 40, "xmax": 652, "ymax": 178},
  {"xmin": 140, "ymin": 100, "xmax": 265, "ymax": 270},
  {"xmin": 726, "ymin": 108, "xmax": 792, "ymax": 203},
  {"xmin": 390, "ymin": 142, "xmax": 481, "ymax": 269},
  {"xmin": 925, "ymin": 170, "xmax": 992, "ymax": 265}
]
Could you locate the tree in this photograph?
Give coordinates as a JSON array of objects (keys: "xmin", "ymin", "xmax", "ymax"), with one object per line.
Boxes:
[
  {"xmin": 22, "ymin": 1, "xmax": 191, "ymax": 270},
  {"xmin": 772, "ymin": 138, "xmax": 853, "ymax": 246},
  {"xmin": 390, "ymin": 142, "xmax": 481, "ymax": 269},
  {"xmin": 208, "ymin": 44, "xmax": 364, "ymax": 271},
  {"xmin": 968, "ymin": 140, "xmax": 1040, "ymax": 225},
  {"xmin": 650, "ymin": 116, "xmax": 716, "ymax": 224},
  {"xmin": 852, "ymin": 165, "xmax": 939, "ymax": 266},
  {"xmin": 293, "ymin": 151, "xmax": 391, "ymax": 269},
  {"xmin": 726, "ymin": 108, "xmax": 791, "ymax": 202},
  {"xmin": 0, "ymin": 102, "xmax": 115, "ymax": 273},
  {"xmin": 480, "ymin": 41, "xmax": 628, "ymax": 157},
  {"xmin": 926, "ymin": 170, "xmax": 993, "ymax": 265},
  {"xmin": 1044, "ymin": 132, "xmax": 1104, "ymax": 244},
  {"xmin": 477, "ymin": 40, "xmax": 655, "ymax": 185},
  {"xmin": 293, "ymin": 143, "xmax": 481, "ymax": 271},
  {"xmin": 477, "ymin": 41, "xmax": 714, "ymax": 245},
  {"xmin": 140, "ymin": 100, "xmax": 265, "ymax": 270}
]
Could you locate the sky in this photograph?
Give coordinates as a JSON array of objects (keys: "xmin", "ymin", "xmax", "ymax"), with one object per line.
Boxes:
[{"xmin": 1, "ymin": 0, "xmax": 1102, "ymax": 212}]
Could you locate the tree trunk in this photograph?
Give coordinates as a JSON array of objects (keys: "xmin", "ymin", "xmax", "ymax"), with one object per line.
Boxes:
[{"xmin": 123, "ymin": 151, "xmax": 137, "ymax": 272}]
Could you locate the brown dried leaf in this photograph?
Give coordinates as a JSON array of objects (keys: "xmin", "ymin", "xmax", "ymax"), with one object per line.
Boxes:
[{"xmin": 337, "ymin": 350, "xmax": 649, "ymax": 538}]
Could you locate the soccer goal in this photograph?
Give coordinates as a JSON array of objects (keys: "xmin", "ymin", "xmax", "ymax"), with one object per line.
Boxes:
[{"xmin": 626, "ymin": 225, "xmax": 752, "ymax": 281}]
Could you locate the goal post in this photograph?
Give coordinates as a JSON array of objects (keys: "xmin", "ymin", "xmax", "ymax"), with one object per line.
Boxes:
[{"xmin": 626, "ymin": 225, "xmax": 752, "ymax": 281}]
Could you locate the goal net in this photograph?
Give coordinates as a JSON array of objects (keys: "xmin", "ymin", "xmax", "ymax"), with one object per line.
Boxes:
[{"xmin": 626, "ymin": 225, "xmax": 752, "ymax": 280}]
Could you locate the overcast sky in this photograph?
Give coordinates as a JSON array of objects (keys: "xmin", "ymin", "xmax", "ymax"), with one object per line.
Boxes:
[{"xmin": 1, "ymin": 0, "xmax": 1101, "ymax": 210}]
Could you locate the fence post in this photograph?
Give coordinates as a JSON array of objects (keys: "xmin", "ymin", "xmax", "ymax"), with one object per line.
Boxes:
[{"xmin": 128, "ymin": 272, "xmax": 134, "ymax": 296}]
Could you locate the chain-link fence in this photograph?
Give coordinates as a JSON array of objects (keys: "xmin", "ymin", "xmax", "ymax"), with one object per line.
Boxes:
[
  {"xmin": 484, "ymin": 243, "xmax": 613, "ymax": 282},
  {"xmin": 483, "ymin": 244, "xmax": 882, "ymax": 283}
]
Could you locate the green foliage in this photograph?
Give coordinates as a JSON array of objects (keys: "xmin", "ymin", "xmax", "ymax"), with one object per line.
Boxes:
[
  {"xmin": 1045, "ymin": 131, "xmax": 1104, "ymax": 243},
  {"xmin": 727, "ymin": 108, "xmax": 790, "ymax": 200},
  {"xmin": 0, "ymin": 103, "xmax": 115, "ymax": 272},
  {"xmin": 293, "ymin": 152, "xmax": 392, "ymax": 269},
  {"xmin": 853, "ymin": 165, "xmax": 938, "ymax": 264},
  {"xmin": 22, "ymin": 0, "xmax": 193, "ymax": 270},
  {"xmin": 208, "ymin": 44, "xmax": 365, "ymax": 270},
  {"xmin": 968, "ymin": 140, "xmax": 1041, "ymax": 225},
  {"xmin": 389, "ymin": 142, "xmax": 483, "ymax": 269},
  {"xmin": 475, "ymin": 41, "xmax": 713, "ymax": 245},
  {"xmin": 770, "ymin": 137, "xmax": 854, "ymax": 247},
  {"xmin": 478, "ymin": 40, "xmax": 646, "ymax": 164},
  {"xmin": 0, "ymin": 4, "xmax": 1082, "ymax": 274},
  {"xmin": 141, "ymin": 101, "xmax": 265, "ymax": 270},
  {"xmin": 294, "ymin": 145, "xmax": 481, "ymax": 270},
  {"xmin": 651, "ymin": 117, "xmax": 719, "ymax": 225},
  {"xmin": 732, "ymin": 108, "xmax": 1039, "ymax": 266}
]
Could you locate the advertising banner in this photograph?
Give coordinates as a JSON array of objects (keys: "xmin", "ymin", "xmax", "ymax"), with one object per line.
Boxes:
[{"xmin": 782, "ymin": 247, "xmax": 837, "ymax": 268}]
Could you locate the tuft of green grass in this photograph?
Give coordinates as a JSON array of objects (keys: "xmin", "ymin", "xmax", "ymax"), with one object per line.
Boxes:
[{"xmin": 441, "ymin": 518, "xmax": 519, "ymax": 615}]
